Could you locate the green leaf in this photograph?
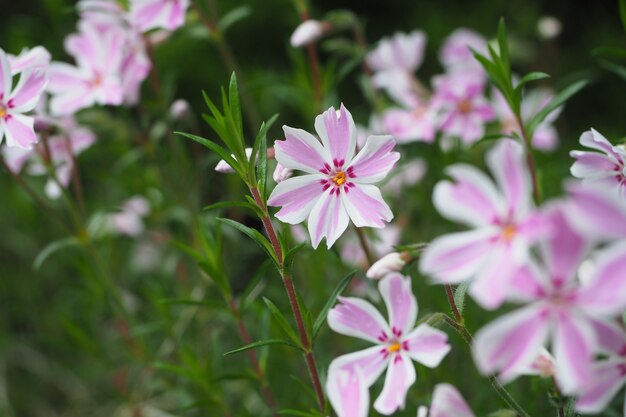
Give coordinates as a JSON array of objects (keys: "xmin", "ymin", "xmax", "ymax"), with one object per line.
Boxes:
[
  {"xmin": 175, "ymin": 131, "xmax": 245, "ymax": 178},
  {"xmin": 198, "ymin": 261, "xmax": 232, "ymax": 299},
  {"xmin": 228, "ymin": 72, "xmax": 243, "ymax": 143},
  {"xmin": 592, "ymin": 46, "xmax": 626, "ymax": 58},
  {"xmin": 470, "ymin": 133, "xmax": 517, "ymax": 149},
  {"xmin": 218, "ymin": 5, "xmax": 252, "ymax": 33},
  {"xmin": 33, "ymin": 237, "xmax": 81, "ymax": 270},
  {"xmin": 256, "ymin": 114, "xmax": 278, "ymax": 197},
  {"xmin": 526, "ymin": 79, "xmax": 588, "ymax": 138},
  {"xmin": 514, "ymin": 72, "xmax": 550, "ymax": 92},
  {"xmin": 620, "ymin": 0, "xmax": 626, "ymax": 33},
  {"xmin": 263, "ymin": 297, "xmax": 302, "ymax": 346},
  {"xmin": 224, "ymin": 338, "xmax": 303, "ymax": 356},
  {"xmin": 284, "ymin": 242, "xmax": 306, "ymax": 267},
  {"xmin": 217, "ymin": 218, "xmax": 278, "ymax": 266},
  {"xmin": 497, "ymin": 17, "xmax": 509, "ymax": 67},
  {"xmin": 599, "ymin": 59, "xmax": 626, "ymax": 82},
  {"xmin": 203, "ymin": 200, "xmax": 261, "ymax": 216},
  {"xmin": 239, "ymin": 259, "xmax": 270, "ymax": 310},
  {"xmin": 454, "ymin": 282, "xmax": 471, "ymax": 316},
  {"xmin": 313, "ymin": 271, "xmax": 357, "ymax": 338}
]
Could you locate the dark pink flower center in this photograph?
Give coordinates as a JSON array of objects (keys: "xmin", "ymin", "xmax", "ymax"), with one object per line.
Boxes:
[
  {"xmin": 458, "ymin": 99, "xmax": 473, "ymax": 114},
  {"xmin": 319, "ymin": 160, "xmax": 356, "ymax": 196}
]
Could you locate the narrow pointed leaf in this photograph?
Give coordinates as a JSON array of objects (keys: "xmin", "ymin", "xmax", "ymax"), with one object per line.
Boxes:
[
  {"xmin": 175, "ymin": 131, "xmax": 245, "ymax": 177},
  {"xmin": 514, "ymin": 72, "xmax": 550, "ymax": 92},
  {"xmin": 526, "ymin": 79, "xmax": 588, "ymax": 137},
  {"xmin": 33, "ymin": 237, "xmax": 81, "ymax": 270},
  {"xmin": 217, "ymin": 218, "xmax": 278, "ymax": 266},
  {"xmin": 263, "ymin": 297, "xmax": 302, "ymax": 346},
  {"xmin": 224, "ymin": 338, "xmax": 303, "ymax": 356},
  {"xmin": 313, "ymin": 271, "xmax": 357, "ymax": 338},
  {"xmin": 454, "ymin": 281, "xmax": 471, "ymax": 316}
]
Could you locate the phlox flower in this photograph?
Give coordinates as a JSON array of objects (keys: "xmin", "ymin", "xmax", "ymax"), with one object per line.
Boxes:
[
  {"xmin": 0, "ymin": 49, "xmax": 47, "ymax": 149},
  {"xmin": 492, "ymin": 87, "xmax": 561, "ymax": 151},
  {"xmin": 566, "ymin": 181, "xmax": 626, "ymax": 241},
  {"xmin": 383, "ymin": 159, "xmax": 427, "ymax": 198},
  {"xmin": 380, "ymin": 98, "xmax": 438, "ymax": 144},
  {"xmin": 472, "ymin": 205, "xmax": 626, "ymax": 393},
  {"xmin": 570, "ymin": 129, "xmax": 626, "ymax": 195},
  {"xmin": 420, "ymin": 139, "xmax": 546, "ymax": 309},
  {"xmin": 439, "ymin": 28, "xmax": 488, "ymax": 76},
  {"xmin": 431, "ymin": 73, "xmax": 495, "ymax": 145},
  {"xmin": 327, "ymin": 273, "xmax": 450, "ymax": 415},
  {"xmin": 8, "ymin": 46, "xmax": 51, "ymax": 75},
  {"xmin": 129, "ymin": 0, "xmax": 190, "ymax": 32},
  {"xmin": 420, "ymin": 383, "xmax": 475, "ymax": 417},
  {"xmin": 326, "ymin": 367, "xmax": 369, "ymax": 417},
  {"xmin": 267, "ymin": 104, "xmax": 399, "ymax": 249}
]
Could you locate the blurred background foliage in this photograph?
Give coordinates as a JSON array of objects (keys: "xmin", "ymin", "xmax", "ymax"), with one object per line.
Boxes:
[{"xmin": 1, "ymin": 0, "xmax": 625, "ymax": 416}]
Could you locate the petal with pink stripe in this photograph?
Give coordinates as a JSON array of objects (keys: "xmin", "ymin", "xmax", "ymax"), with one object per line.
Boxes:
[
  {"xmin": 268, "ymin": 174, "xmax": 323, "ymax": 224},
  {"xmin": 373, "ymin": 352, "xmax": 416, "ymax": 415},
  {"xmin": 275, "ymin": 126, "xmax": 330, "ymax": 174},
  {"xmin": 327, "ymin": 296, "xmax": 390, "ymax": 344},
  {"xmin": 341, "ymin": 183, "xmax": 393, "ymax": 228},
  {"xmin": 307, "ymin": 187, "xmax": 349, "ymax": 248},
  {"xmin": 348, "ymin": 135, "xmax": 399, "ymax": 183},
  {"xmin": 379, "ymin": 273, "xmax": 417, "ymax": 336},
  {"xmin": 314, "ymin": 104, "xmax": 356, "ymax": 167},
  {"xmin": 403, "ymin": 323, "xmax": 450, "ymax": 368}
]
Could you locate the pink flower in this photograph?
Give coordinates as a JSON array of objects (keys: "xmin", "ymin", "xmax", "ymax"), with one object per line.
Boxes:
[
  {"xmin": 428, "ymin": 383, "xmax": 475, "ymax": 417},
  {"xmin": 576, "ymin": 322, "xmax": 626, "ymax": 414},
  {"xmin": 472, "ymin": 205, "xmax": 626, "ymax": 392},
  {"xmin": 327, "ymin": 273, "xmax": 450, "ymax": 415},
  {"xmin": 566, "ymin": 181, "xmax": 626, "ymax": 241},
  {"xmin": 326, "ymin": 367, "xmax": 369, "ymax": 417},
  {"xmin": 492, "ymin": 87, "xmax": 561, "ymax": 151},
  {"xmin": 383, "ymin": 159, "xmax": 427, "ymax": 198},
  {"xmin": 47, "ymin": 22, "xmax": 126, "ymax": 115},
  {"xmin": 107, "ymin": 196, "xmax": 151, "ymax": 236},
  {"xmin": 419, "ymin": 139, "xmax": 547, "ymax": 309},
  {"xmin": 0, "ymin": 49, "xmax": 47, "ymax": 149},
  {"xmin": 570, "ymin": 129, "xmax": 626, "ymax": 194},
  {"xmin": 431, "ymin": 73, "xmax": 495, "ymax": 145},
  {"xmin": 439, "ymin": 28, "xmax": 487, "ymax": 75},
  {"xmin": 367, "ymin": 31, "xmax": 427, "ymax": 74},
  {"xmin": 129, "ymin": 0, "xmax": 190, "ymax": 32},
  {"xmin": 380, "ymin": 101, "xmax": 438, "ymax": 144},
  {"xmin": 268, "ymin": 104, "xmax": 399, "ymax": 249},
  {"xmin": 8, "ymin": 46, "xmax": 51, "ymax": 74}
]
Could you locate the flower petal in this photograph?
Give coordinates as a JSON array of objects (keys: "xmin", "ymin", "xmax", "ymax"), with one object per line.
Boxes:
[
  {"xmin": 373, "ymin": 353, "xmax": 416, "ymax": 415},
  {"xmin": 575, "ymin": 241, "xmax": 626, "ymax": 316},
  {"xmin": 552, "ymin": 311, "xmax": 596, "ymax": 394},
  {"xmin": 348, "ymin": 135, "xmax": 399, "ymax": 183},
  {"xmin": 434, "ymin": 164, "xmax": 502, "ymax": 227},
  {"xmin": 328, "ymin": 345, "xmax": 390, "ymax": 387},
  {"xmin": 565, "ymin": 181, "xmax": 626, "ymax": 240},
  {"xmin": 430, "ymin": 383, "xmax": 475, "ymax": 417},
  {"xmin": 0, "ymin": 49, "xmax": 11, "ymax": 98},
  {"xmin": 485, "ymin": 139, "xmax": 532, "ymax": 218},
  {"xmin": 419, "ymin": 228, "xmax": 498, "ymax": 284},
  {"xmin": 314, "ymin": 104, "xmax": 356, "ymax": 167},
  {"xmin": 328, "ymin": 296, "xmax": 391, "ymax": 344},
  {"xmin": 341, "ymin": 183, "xmax": 393, "ymax": 228},
  {"xmin": 3, "ymin": 114, "xmax": 37, "ymax": 149},
  {"xmin": 9, "ymin": 70, "xmax": 47, "ymax": 112},
  {"xmin": 326, "ymin": 367, "xmax": 370, "ymax": 417},
  {"xmin": 379, "ymin": 273, "xmax": 417, "ymax": 337},
  {"xmin": 570, "ymin": 151, "xmax": 619, "ymax": 179},
  {"xmin": 274, "ymin": 126, "xmax": 330, "ymax": 174},
  {"xmin": 307, "ymin": 187, "xmax": 350, "ymax": 248},
  {"xmin": 590, "ymin": 317, "xmax": 626, "ymax": 355},
  {"xmin": 267, "ymin": 174, "xmax": 324, "ymax": 224},
  {"xmin": 472, "ymin": 304, "xmax": 549, "ymax": 383},
  {"xmin": 403, "ymin": 323, "xmax": 450, "ymax": 367},
  {"xmin": 575, "ymin": 360, "xmax": 626, "ymax": 414}
]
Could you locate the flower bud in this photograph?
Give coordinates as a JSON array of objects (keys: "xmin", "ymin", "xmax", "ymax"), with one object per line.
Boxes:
[
  {"xmin": 215, "ymin": 148, "xmax": 252, "ymax": 173},
  {"xmin": 273, "ymin": 163, "xmax": 293, "ymax": 183},
  {"xmin": 170, "ymin": 99, "xmax": 190, "ymax": 120},
  {"xmin": 290, "ymin": 20, "xmax": 330, "ymax": 47},
  {"xmin": 366, "ymin": 252, "xmax": 408, "ymax": 279}
]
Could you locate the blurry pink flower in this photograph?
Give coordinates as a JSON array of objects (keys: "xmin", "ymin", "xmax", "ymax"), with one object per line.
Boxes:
[
  {"xmin": 47, "ymin": 22, "xmax": 126, "ymax": 115},
  {"xmin": 108, "ymin": 196, "xmax": 151, "ymax": 236},
  {"xmin": 439, "ymin": 28, "xmax": 487, "ymax": 75},
  {"xmin": 566, "ymin": 181, "xmax": 626, "ymax": 241},
  {"xmin": 326, "ymin": 367, "xmax": 369, "ymax": 417},
  {"xmin": 268, "ymin": 104, "xmax": 399, "ymax": 249},
  {"xmin": 129, "ymin": 0, "xmax": 190, "ymax": 32},
  {"xmin": 428, "ymin": 383, "xmax": 475, "ymax": 417},
  {"xmin": 367, "ymin": 31, "xmax": 427, "ymax": 74},
  {"xmin": 431, "ymin": 73, "xmax": 495, "ymax": 145},
  {"xmin": 290, "ymin": 20, "xmax": 330, "ymax": 47},
  {"xmin": 380, "ymin": 101, "xmax": 438, "ymax": 144},
  {"xmin": 492, "ymin": 87, "xmax": 561, "ymax": 151},
  {"xmin": 570, "ymin": 129, "xmax": 626, "ymax": 194},
  {"xmin": 0, "ymin": 49, "xmax": 47, "ymax": 149},
  {"xmin": 473, "ymin": 206, "xmax": 626, "ymax": 392},
  {"xmin": 576, "ymin": 323, "xmax": 626, "ymax": 414},
  {"xmin": 8, "ymin": 46, "xmax": 51, "ymax": 74},
  {"xmin": 383, "ymin": 159, "xmax": 427, "ymax": 198},
  {"xmin": 328, "ymin": 273, "xmax": 450, "ymax": 415},
  {"xmin": 419, "ymin": 139, "xmax": 547, "ymax": 309}
]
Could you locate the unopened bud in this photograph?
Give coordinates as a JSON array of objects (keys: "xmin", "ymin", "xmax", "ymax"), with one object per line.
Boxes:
[
  {"xmin": 273, "ymin": 163, "xmax": 293, "ymax": 183},
  {"xmin": 290, "ymin": 20, "xmax": 331, "ymax": 47},
  {"xmin": 170, "ymin": 99, "xmax": 190, "ymax": 120},
  {"xmin": 366, "ymin": 252, "xmax": 409, "ymax": 279},
  {"xmin": 215, "ymin": 148, "xmax": 253, "ymax": 173}
]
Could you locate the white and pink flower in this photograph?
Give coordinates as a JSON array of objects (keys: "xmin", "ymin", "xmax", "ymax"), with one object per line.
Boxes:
[
  {"xmin": 327, "ymin": 273, "xmax": 450, "ymax": 415},
  {"xmin": 426, "ymin": 383, "xmax": 475, "ymax": 417},
  {"xmin": 419, "ymin": 139, "xmax": 547, "ymax": 309},
  {"xmin": 566, "ymin": 181, "xmax": 626, "ymax": 241},
  {"xmin": 129, "ymin": 0, "xmax": 190, "ymax": 32},
  {"xmin": 439, "ymin": 28, "xmax": 487, "ymax": 76},
  {"xmin": 472, "ymin": 205, "xmax": 626, "ymax": 393},
  {"xmin": 268, "ymin": 104, "xmax": 399, "ymax": 249},
  {"xmin": 570, "ymin": 129, "xmax": 626, "ymax": 195},
  {"xmin": 0, "ymin": 48, "xmax": 47, "ymax": 149}
]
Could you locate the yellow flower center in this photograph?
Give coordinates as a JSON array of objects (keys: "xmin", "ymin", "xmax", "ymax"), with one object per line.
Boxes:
[
  {"xmin": 458, "ymin": 99, "xmax": 472, "ymax": 114},
  {"xmin": 502, "ymin": 224, "xmax": 517, "ymax": 241},
  {"xmin": 0, "ymin": 105, "xmax": 6, "ymax": 118},
  {"xmin": 387, "ymin": 342, "xmax": 402, "ymax": 353},
  {"xmin": 332, "ymin": 171, "xmax": 346, "ymax": 186}
]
